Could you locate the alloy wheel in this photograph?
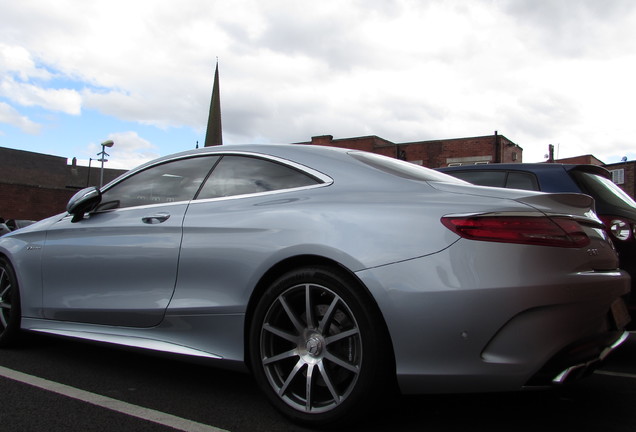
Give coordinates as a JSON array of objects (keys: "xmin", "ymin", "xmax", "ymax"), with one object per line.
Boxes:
[{"xmin": 259, "ymin": 282, "xmax": 362, "ymax": 414}]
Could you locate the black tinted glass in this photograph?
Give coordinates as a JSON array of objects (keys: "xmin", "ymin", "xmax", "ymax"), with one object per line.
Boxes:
[
  {"xmin": 505, "ymin": 172, "xmax": 539, "ymax": 190},
  {"xmin": 98, "ymin": 156, "xmax": 219, "ymax": 210},
  {"xmin": 571, "ymin": 171, "xmax": 636, "ymax": 211},
  {"xmin": 196, "ymin": 155, "xmax": 319, "ymax": 199},
  {"xmin": 448, "ymin": 171, "xmax": 507, "ymax": 187}
]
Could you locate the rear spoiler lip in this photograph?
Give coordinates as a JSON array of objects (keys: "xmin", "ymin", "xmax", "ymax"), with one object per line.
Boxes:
[
  {"xmin": 514, "ymin": 192, "xmax": 594, "ymax": 210},
  {"xmin": 514, "ymin": 193, "xmax": 602, "ymax": 226}
]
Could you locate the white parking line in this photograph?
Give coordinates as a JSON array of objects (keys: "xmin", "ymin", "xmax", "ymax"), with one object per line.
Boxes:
[
  {"xmin": 595, "ymin": 370, "xmax": 636, "ymax": 379},
  {"xmin": 0, "ymin": 365, "xmax": 229, "ymax": 432}
]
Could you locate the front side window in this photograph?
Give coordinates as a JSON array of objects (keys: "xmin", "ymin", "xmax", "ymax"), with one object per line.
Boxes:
[
  {"xmin": 196, "ymin": 155, "xmax": 319, "ymax": 199},
  {"xmin": 98, "ymin": 156, "xmax": 220, "ymax": 210}
]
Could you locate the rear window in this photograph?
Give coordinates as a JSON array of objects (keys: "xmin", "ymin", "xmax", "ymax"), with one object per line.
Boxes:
[
  {"xmin": 506, "ymin": 172, "xmax": 539, "ymax": 190},
  {"xmin": 447, "ymin": 171, "xmax": 506, "ymax": 187},
  {"xmin": 443, "ymin": 170, "xmax": 539, "ymax": 191},
  {"xmin": 350, "ymin": 151, "xmax": 467, "ymax": 183},
  {"xmin": 571, "ymin": 170, "xmax": 636, "ymax": 211}
]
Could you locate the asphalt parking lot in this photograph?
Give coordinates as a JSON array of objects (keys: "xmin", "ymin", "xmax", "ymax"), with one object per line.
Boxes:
[{"xmin": 1, "ymin": 331, "xmax": 635, "ymax": 432}]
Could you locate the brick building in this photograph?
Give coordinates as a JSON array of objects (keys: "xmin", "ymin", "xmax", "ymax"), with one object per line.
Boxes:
[
  {"xmin": 298, "ymin": 131, "xmax": 523, "ymax": 167},
  {"xmin": 0, "ymin": 146, "xmax": 126, "ymax": 221},
  {"xmin": 554, "ymin": 154, "xmax": 604, "ymax": 166},
  {"xmin": 4, "ymin": 132, "xmax": 632, "ymax": 223},
  {"xmin": 603, "ymin": 161, "xmax": 636, "ymax": 199},
  {"xmin": 1, "ymin": 134, "xmax": 522, "ymax": 221},
  {"xmin": 550, "ymin": 155, "xmax": 636, "ymax": 199}
]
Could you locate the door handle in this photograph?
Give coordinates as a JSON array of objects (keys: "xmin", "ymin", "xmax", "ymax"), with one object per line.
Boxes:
[{"xmin": 142, "ymin": 212, "xmax": 171, "ymax": 224}]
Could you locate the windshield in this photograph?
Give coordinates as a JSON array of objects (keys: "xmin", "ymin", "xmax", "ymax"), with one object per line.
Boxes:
[
  {"xmin": 349, "ymin": 151, "xmax": 468, "ymax": 184},
  {"xmin": 571, "ymin": 170, "xmax": 636, "ymax": 211}
]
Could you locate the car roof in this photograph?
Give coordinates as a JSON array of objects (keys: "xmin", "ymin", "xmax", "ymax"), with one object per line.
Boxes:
[{"xmin": 102, "ymin": 144, "xmax": 467, "ymax": 194}]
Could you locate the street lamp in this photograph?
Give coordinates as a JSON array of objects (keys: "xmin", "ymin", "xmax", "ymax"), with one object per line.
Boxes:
[
  {"xmin": 86, "ymin": 158, "xmax": 93, "ymax": 187},
  {"xmin": 98, "ymin": 139, "xmax": 114, "ymax": 187}
]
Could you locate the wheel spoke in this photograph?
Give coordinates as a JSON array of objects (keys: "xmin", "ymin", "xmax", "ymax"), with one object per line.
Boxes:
[
  {"xmin": 0, "ymin": 275, "xmax": 11, "ymax": 318},
  {"xmin": 0, "ymin": 263, "xmax": 19, "ymax": 340},
  {"xmin": 263, "ymin": 348, "xmax": 298, "ymax": 365},
  {"xmin": 0, "ymin": 270, "xmax": 9, "ymax": 297},
  {"xmin": 304, "ymin": 284, "xmax": 315, "ymax": 330},
  {"xmin": 317, "ymin": 296, "xmax": 339, "ymax": 333},
  {"xmin": 262, "ymin": 323, "xmax": 297, "ymax": 343},
  {"xmin": 324, "ymin": 351, "xmax": 360, "ymax": 374},
  {"xmin": 305, "ymin": 363, "xmax": 315, "ymax": 411},
  {"xmin": 278, "ymin": 358, "xmax": 306, "ymax": 396},
  {"xmin": 0, "ymin": 283, "xmax": 11, "ymax": 309},
  {"xmin": 325, "ymin": 328, "xmax": 358, "ymax": 345},
  {"xmin": 317, "ymin": 360, "xmax": 340, "ymax": 404},
  {"xmin": 279, "ymin": 295, "xmax": 306, "ymax": 335}
]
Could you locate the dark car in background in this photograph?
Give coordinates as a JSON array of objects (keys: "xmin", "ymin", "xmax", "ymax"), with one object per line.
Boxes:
[
  {"xmin": 0, "ymin": 219, "xmax": 36, "ymax": 237},
  {"xmin": 438, "ymin": 163, "xmax": 636, "ymax": 323}
]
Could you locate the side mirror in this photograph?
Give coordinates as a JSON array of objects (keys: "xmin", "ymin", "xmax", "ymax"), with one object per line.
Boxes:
[{"xmin": 67, "ymin": 187, "xmax": 102, "ymax": 223}]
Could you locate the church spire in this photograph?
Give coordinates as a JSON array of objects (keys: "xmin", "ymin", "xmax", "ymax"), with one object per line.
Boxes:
[{"xmin": 204, "ymin": 59, "xmax": 223, "ymax": 147}]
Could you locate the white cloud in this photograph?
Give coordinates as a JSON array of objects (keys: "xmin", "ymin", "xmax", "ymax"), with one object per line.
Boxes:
[
  {"xmin": 0, "ymin": 42, "xmax": 82, "ymax": 114},
  {"xmin": 0, "ymin": 102, "xmax": 41, "ymax": 134},
  {"xmin": 0, "ymin": 78, "xmax": 82, "ymax": 114},
  {"xmin": 81, "ymin": 131, "xmax": 160, "ymax": 169},
  {"xmin": 0, "ymin": 43, "xmax": 52, "ymax": 80},
  {"xmin": 1, "ymin": 0, "xmax": 636, "ymax": 165}
]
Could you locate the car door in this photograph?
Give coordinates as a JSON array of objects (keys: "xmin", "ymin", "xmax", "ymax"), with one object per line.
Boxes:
[
  {"xmin": 41, "ymin": 155, "xmax": 219, "ymax": 327},
  {"xmin": 171, "ymin": 154, "xmax": 325, "ymax": 314}
]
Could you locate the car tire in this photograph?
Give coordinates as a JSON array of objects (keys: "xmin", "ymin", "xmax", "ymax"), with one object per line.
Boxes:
[
  {"xmin": 0, "ymin": 257, "xmax": 21, "ymax": 347},
  {"xmin": 249, "ymin": 265, "xmax": 393, "ymax": 426}
]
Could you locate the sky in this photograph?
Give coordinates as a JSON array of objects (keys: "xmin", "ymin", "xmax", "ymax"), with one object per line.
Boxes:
[{"xmin": 1, "ymin": 0, "xmax": 635, "ymax": 170}]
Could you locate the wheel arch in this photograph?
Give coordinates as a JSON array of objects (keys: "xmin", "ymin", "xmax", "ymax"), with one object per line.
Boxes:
[{"xmin": 243, "ymin": 254, "xmax": 396, "ymax": 374}]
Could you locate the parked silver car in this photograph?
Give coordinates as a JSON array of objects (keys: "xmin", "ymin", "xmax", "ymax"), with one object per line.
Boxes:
[{"xmin": 0, "ymin": 144, "xmax": 630, "ymax": 426}]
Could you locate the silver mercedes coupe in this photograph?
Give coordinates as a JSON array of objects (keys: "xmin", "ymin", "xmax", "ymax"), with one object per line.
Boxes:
[{"xmin": 0, "ymin": 144, "xmax": 630, "ymax": 426}]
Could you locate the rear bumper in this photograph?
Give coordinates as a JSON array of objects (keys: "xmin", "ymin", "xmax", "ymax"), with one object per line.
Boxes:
[{"xmin": 356, "ymin": 240, "xmax": 631, "ymax": 395}]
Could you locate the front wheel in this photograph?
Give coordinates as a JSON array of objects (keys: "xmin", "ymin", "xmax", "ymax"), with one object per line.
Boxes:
[
  {"xmin": 249, "ymin": 266, "xmax": 392, "ymax": 426},
  {"xmin": 0, "ymin": 257, "xmax": 21, "ymax": 347}
]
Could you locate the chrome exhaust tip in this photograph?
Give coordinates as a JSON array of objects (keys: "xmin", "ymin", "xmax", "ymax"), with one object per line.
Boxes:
[{"xmin": 552, "ymin": 331, "xmax": 629, "ymax": 385}]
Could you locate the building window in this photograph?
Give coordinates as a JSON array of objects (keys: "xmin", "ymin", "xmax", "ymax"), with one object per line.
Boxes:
[{"xmin": 611, "ymin": 169, "xmax": 625, "ymax": 185}]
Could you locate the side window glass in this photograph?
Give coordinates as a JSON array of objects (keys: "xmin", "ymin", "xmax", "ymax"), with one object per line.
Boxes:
[
  {"xmin": 97, "ymin": 156, "xmax": 220, "ymax": 210},
  {"xmin": 505, "ymin": 172, "xmax": 539, "ymax": 190},
  {"xmin": 197, "ymin": 155, "xmax": 319, "ymax": 199},
  {"xmin": 449, "ymin": 171, "xmax": 506, "ymax": 188}
]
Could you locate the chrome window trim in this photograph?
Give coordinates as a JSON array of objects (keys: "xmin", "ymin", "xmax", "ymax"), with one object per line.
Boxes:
[
  {"xmin": 190, "ymin": 181, "xmax": 332, "ymax": 205},
  {"xmin": 93, "ymin": 151, "xmax": 334, "ymax": 214},
  {"xmin": 90, "ymin": 200, "xmax": 191, "ymax": 215},
  {"xmin": 101, "ymin": 150, "xmax": 333, "ymax": 193}
]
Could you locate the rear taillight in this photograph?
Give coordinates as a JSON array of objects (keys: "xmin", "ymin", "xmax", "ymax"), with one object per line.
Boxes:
[
  {"xmin": 441, "ymin": 215, "xmax": 590, "ymax": 248},
  {"xmin": 599, "ymin": 216, "xmax": 635, "ymax": 242}
]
